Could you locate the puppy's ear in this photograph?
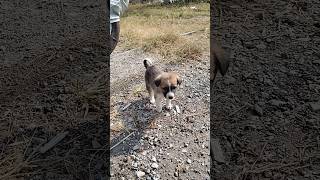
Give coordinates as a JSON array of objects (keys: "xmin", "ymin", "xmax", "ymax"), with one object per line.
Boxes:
[
  {"xmin": 177, "ymin": 76, "xmax": 182, "ymax": 85},
  {"xmin": 154, "ymin": 76, "xmax": 162, "ymax": 87}
]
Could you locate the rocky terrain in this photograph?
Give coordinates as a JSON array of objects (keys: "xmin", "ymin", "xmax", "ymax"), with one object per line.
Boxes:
[{"xmin": 110, "ymin": 49, "xmax": 210, "ymax": 179}]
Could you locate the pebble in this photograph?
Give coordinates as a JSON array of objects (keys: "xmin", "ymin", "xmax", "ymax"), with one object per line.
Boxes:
[
  {"xmin": 133, "ymin": 144, "xmax": 140, "ymax": 151},
  {"xmin": 175, "ymin": 105, "xmax": 181, "ymax": 113},
  {"xmin": 151, "ymin": 156, "xmax": 157, "ymax": 162},
  {"xmin": 187, "ymin": 159, "xmax": 192, "ymax": 164},
  {"xmin": 310, "ymin": 101, "xmax": 320, "ymax": 112},
  {"xmin": 151, "ymin": 163, "xmax": 159, "ymax": 169},
  {"xmin": 174, "ymin": 172, "xmax": 179, "ymax": 177},
  {"xmin": 130, "ymin": 155, "xmax": 136, "ymax": 160},
  {"xmin": 211, "ymin": 138, "xmax": 225, "ymax": 163},
  {"xmin": 269, "ymin": 99, "xmax": 286, "ymax": 106},
  {"xmin": 132, "ymin": 162, "xmax": 138, "ymax": 168},
  {"xmin": 182, "ymin": 149, "xmax": 187, "ymax": 153},
  {"xmin": 165, "ymin": 113, "xmax": 170, "ymax": 117},
  {"xmin": 256, "ymin": 43, "xmax": 267, "ymax": 49},
  {"xmin": 253, "ymin": 104, "xmax": 263, "ymax": 116},
  {"xmin": 169, "ymin": 144, "xmax": 173, "ymax": 148},
  {"xmin": 136, "ymin": 171, "xmax": 145, "ymax": 178}
]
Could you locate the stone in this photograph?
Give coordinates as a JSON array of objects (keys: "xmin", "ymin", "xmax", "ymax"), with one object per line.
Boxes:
[
  {"xmin": 151, "ymin": 163, "xmax": 159, "ymax": 169},
  {"xmin": 253, "ymin": 104, "xmax": 263, "ymax": 116},
  {"xmin": 187, "ymin": 159, "xmax": 192, "ymax": 164},
  {"xmin": 310, "ymin": 101, "xmax": 320, "ymax": 112},
  {"xmin": 211, "ymin": 138, "xmax": 225, "ymax": 163},
  {"xmin": 136, "ymin": 171, "xmax": 145, "ymax": 178}
]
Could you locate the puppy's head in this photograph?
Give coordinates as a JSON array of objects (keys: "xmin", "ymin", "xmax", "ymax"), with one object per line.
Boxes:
[{"xmin": 154, "ymin": 72, "xmax": 182, "ymax": 100}]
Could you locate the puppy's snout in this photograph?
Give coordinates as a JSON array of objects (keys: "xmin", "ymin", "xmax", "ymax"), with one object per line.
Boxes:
[{"xmin": 167, "ymin": 92, "xmax": 174, "ymax": 99}]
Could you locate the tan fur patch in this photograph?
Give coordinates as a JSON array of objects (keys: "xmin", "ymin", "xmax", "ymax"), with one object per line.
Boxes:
[{"xmin": 158, "ymin": 72, "xmax": 179, "ymax": 88}]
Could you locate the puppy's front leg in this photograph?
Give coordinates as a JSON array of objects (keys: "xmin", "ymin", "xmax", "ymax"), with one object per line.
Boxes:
[
  {"xmin": 166, "ymin": 99, "xmax": 172, "ymax": 110},
  {"xmin": 149, "ymin": 90, "xmax": 155, "ymax": 104},
  {"xmin": 155, "ymin": 96, "xmax": 162, "ymax": 112}
]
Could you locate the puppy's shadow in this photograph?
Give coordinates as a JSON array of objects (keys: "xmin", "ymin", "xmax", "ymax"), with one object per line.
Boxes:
[{"xmin": 110, "ymin": 97, "xmax": 162, "ymax": 157}]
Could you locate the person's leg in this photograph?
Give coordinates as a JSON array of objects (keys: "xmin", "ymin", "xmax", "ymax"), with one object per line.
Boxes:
[{"xmin": 110, "ymin": 21, "xmax": 120, "ymax": 54}]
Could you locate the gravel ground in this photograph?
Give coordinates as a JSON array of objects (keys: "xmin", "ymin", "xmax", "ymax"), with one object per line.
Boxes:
[{"xmin": 110, "ymin": 49, "xmax": 210, "ymax": 179}]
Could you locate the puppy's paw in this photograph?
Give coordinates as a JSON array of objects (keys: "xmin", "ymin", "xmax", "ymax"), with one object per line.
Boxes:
[
  {"xmin": 150, "ymin": 98, "xmax": 155, "ymax": 104},
  {"xmin": 166, "ymin": 104, "xmax": 173, "ymax": 110}
]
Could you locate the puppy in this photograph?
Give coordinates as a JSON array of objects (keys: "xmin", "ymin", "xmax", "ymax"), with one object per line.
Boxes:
[
  {"xmin": 144, "ymin": 58, "xmax": 182, "ymax": 112},
  {"xmin": 210, "ymin": 41, "xmax": 230, "ymax": 82}
]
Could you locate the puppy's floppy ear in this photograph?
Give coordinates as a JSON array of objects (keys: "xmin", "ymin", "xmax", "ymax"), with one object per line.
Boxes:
[
  {"xmin": 177, "ymin": 76, "xmax": 182, "ymax": 85},
  {"xmin": 154, "ymin": 75, "xmax": 162, "ymax": 87}
]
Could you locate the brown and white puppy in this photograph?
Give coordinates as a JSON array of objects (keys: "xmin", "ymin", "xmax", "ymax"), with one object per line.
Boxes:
[{"xmin": 144, "ymin": 58, "xmax": 182, "ymax": 112}]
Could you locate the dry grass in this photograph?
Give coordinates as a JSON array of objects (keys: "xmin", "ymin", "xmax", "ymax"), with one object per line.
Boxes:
[{"xmin": 118, "ymin": 2, "xmax": 209, "ymax": 62}]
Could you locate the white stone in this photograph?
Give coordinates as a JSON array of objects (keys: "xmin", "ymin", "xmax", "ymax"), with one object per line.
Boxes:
[
  {"xmin": 136, "ymin": 171, "xmax": 145, "ymax": 178},
  {"xmin": 151, "ymin": 163, "xmax": 159, "ymax": 169}
]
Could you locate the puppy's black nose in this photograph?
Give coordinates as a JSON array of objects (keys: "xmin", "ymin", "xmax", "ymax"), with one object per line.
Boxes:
[{"xmin": 168, "ymin": 96, "xmax": 173, "ymax": 99}]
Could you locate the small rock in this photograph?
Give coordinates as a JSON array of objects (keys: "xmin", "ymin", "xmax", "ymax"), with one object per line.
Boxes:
[
  {"xmin": 151, "ymin": 156, "xmax": 157, "ymax": 162},
  {"xmin": 264, "ymin": 171, "xmax": 272, "ymax": 178},
  {"xmin": 133, "ymin": 144, "xmax": 140, "ymax": 151},
  {"xmin": 173, "ymin": 110, "xmax": 177, "ymax": 115},
  {"xmin": 313, "ymin": 59, "xmax": 320, "ymax": 65},
  {"xmin": 0, "ymin": 46, "xmax": 6, "ymax": 52},
  {"xmin": 269, "ymin": 99, "xmax": 286, "ymax": 106},
  {"xmin": 165, "ymin": 113, "xmax": 170, "ymax": 117},
  {"xmin": 253, "ymin": 104, "xmax": 263, "ymax": 116},
  {"xmin": 243, "ymin": 42, "xmax": 255, "ymax": 49},
  {"xmin": 130, "ymin": 155, "xmax": 136, "ymax": 160},
  {"xmin": 151, "ymin": 163, "xmax": 159, "ymax": 169},
  {"xmin": 310, "ymin": 101, "xmax": 320, "ymax": 112},
  {"xmin": 82, "ymin": 47, "xmax": 91, "ymax": 52},
  {"xmin": 256, "ymin": 43, "xmax": 267, "ymax": 49},
  {"xmin": 174, "ymin": 172, "xmax": 179, "ymax": 177},
  {"xmin": 184, "ymin": 143, "xmax": 188, "ymax": 147},
  {"xmin": 132, "ymin": 162, "xmax": 138, "ymax": 168},
  {"xmin": 175, "ymin": 105, "xmax": 181, "ymax": 114},
  {"xmin": 169, "ymin": 144, "xmax": 173, "ymax": 148},
  {"xmin": 187, "ymin": 159, "xmax": 192, "ymax": 164},
  {"xmin": 182, "ymin": 149, "xmax": 187, "ymax": 153},
  {"xmin": 136, "ymin": 171, "xmax": 145, "ymax": 178},
  {"xmin": 211, "ymin": 138, "xmax": 225, "ymax": 163}
]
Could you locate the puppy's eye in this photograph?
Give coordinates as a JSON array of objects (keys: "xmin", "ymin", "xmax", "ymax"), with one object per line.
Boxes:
[
  {"xmin": 171, "ymin": 86, "xmax": 176, "ymax": 90},
  {"xmin": 163, "ymin": 87, "xmax": 169, "ymax": 91}
]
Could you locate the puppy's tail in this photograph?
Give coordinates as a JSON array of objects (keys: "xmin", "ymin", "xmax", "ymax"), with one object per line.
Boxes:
[{"xmin": 143, "ymin": 58, "xmax": 153, "ymax": 69}]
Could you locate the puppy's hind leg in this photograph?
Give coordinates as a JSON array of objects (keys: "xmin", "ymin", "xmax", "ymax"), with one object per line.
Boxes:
[{"xmin": 146, "ymin": 85, "xmax": 155, "ymax": 104}]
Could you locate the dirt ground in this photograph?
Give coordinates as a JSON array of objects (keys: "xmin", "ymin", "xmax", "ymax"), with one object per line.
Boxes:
[
  {"xmin": 210, "ymin": 0, "xmax": 320, "ymax": 179},
  {"xmin": 1, "ymin": 0, "xmax": 320, "ymax": 180},
  {"xmin": 0, "ymin": 0, "xmax": 109, "ymax": 179}
]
